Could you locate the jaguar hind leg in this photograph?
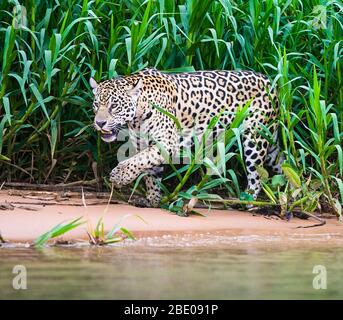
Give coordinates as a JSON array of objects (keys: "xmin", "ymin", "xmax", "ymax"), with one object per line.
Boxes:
[
  {"xmin": 265, "ymin": 139, "xmax": 285, "ymax": 174},
  {"xmin": 243, "ymin": 131, "xmax": 269, "ymax": 199}
]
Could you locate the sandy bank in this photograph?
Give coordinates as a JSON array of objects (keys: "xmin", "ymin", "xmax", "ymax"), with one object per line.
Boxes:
[{"xmin": 0, "ymin": 190, "xmax": 342, "ymax": 243}]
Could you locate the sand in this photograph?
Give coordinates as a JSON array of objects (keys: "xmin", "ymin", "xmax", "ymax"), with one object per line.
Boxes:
[{"xmin": 0, "ymin": 189, "xmax": 342, "ymax": 244}]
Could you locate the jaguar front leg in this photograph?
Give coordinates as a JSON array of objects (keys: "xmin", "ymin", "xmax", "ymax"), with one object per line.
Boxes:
[
  {"xmin": 110, "ymin": 145, "xmax": 169, "ymax": 196},
  {"xmin": 109, "ymin": 158, "xmax": 140, "ymax": 188},
  {"xmin": 110, "ymin": 112, "xmax": 177, "ymax": 206}
]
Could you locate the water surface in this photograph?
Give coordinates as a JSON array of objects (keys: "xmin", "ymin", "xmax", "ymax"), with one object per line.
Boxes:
[{"xmin": 0, "ymin": 243, "xmax": 342, "ymax": 299}]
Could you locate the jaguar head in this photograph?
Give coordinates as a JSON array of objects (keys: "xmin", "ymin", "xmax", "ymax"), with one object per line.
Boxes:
[{"xmin": 90, "ymin": 77, "xmax": 142, "ymax": 143}]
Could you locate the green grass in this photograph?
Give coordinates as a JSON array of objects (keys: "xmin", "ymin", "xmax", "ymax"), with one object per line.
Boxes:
[
  {"xmin": 33, "ymin": 216, "xmax": 85, "ymax": 247},
  {"xmin": 87, "ymin": 214, "xmax": 146, "ymax": 245},
  {"xmin": 32, "ymin": 214, "xmax": 143, "ymax": 247},
  {"xmin": 0, "ymin": 0, "xmax": 342, "ymax": 216}
]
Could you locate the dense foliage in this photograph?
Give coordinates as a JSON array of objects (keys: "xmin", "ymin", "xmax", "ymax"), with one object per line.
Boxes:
[{"xmin": 0, "ymin": 0, "xmax": 342, "ymax": 215}]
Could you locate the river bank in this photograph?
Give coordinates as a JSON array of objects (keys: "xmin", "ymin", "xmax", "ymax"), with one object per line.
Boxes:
[{"xmin": 0, "ymin": 189, "xmax": 341, "ymax": 245}]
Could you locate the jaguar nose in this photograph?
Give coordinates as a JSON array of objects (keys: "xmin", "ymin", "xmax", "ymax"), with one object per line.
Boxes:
[{"xmin": 96, "ymin": 120, "xmax": 107, "ymax": 128}]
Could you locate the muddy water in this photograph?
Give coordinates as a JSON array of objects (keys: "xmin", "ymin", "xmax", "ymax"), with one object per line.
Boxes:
[{"xmin": 0, "ymin": 243, "xmax": 342, "ymax": 299}]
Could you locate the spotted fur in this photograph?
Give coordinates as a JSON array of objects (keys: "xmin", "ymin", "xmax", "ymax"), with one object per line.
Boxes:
[{"xmin": 90, "ymin": 68, "xmax": 284, "ymax": 207}]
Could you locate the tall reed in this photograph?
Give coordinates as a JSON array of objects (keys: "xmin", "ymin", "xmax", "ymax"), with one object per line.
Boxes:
[{"xmin": 0, "ymin": 0, "xmax": 342, "ymax": 214}]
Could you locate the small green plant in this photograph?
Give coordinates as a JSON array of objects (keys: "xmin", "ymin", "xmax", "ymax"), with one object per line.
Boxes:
[
  {"xmin": 33, "ymin": 186, "xmax": 146, "ymax": 247},
  {"xmin": 87, "ymin": 214, "xmax": 147, "ymax": 245},
  {"xmin": 33, "ymin": 217, "xmax": 85, "ymax": 248},
  {"xmin": 32, "ymin": 213, "xmax": 145, "ymax": 247},
  {"xmin": 82, "ymin": 186, "xmax": 146, "ymax": 245}
]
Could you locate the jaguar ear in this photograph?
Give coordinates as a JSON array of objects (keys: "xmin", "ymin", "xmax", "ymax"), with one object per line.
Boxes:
[
  {"xmin": 127, "ymin": 78, "xmax": 142, "ymax": 99},
  {"xmin": 89, "ymin": 77, "xmax": 98, "ymax": 93}
]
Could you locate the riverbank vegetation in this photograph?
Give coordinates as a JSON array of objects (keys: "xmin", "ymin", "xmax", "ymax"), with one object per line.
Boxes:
[{"xmin": 0, "ymin": 0, "xmax": 342, "ymax": 218}]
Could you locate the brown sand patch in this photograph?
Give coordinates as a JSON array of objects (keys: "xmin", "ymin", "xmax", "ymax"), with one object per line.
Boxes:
[{"xmin": 0, "ymin": 190, "xmax": 341, "ymax": 243}]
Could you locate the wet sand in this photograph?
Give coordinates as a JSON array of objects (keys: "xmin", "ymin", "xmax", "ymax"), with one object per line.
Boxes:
[{"xmin": 0, "ymin": 190, "xmax": 342, "ymax": 244}]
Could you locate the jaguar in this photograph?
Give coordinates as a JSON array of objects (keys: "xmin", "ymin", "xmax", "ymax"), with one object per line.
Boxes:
[{"xmin": 90, "ymin": 68, "xmax": 283, "ymax": 207}]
